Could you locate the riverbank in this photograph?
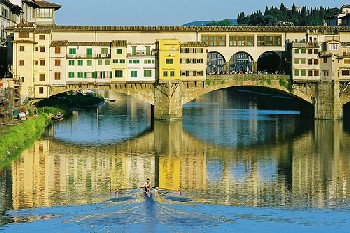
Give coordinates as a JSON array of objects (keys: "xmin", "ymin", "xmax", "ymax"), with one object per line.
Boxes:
[
  {"xmin": 0, "ymin": 113, "xmax": 48, "ymax": 169},
  {"xmin": 0, "ymin": 93, "xmax": 105, "ymax": 168}
]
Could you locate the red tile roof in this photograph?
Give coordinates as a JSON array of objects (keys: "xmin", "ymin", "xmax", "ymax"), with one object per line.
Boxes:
[{"xmin": 34, "ymin": 0, "xmax": 62, "ymax": 9}]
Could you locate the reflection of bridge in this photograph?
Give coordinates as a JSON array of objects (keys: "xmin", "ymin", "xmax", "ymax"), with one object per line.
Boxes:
[
  {"xmin": 49, "ymin": 74, "xmax": 350, "ymax": 120},
  {"xmin": 6, "ymin": 120, "xmax": 350, "ymax": 209}
]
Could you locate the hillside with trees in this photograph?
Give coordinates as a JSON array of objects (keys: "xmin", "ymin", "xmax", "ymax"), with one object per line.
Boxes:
[{"xmin": 237, "ymin": 3, "xmax": 340, "ymax": 26}]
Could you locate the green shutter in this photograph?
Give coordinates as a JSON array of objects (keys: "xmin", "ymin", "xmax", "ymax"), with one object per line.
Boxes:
[{"xmin": 86, "ymin": 48, "xmax": 92, "ymax": 58}]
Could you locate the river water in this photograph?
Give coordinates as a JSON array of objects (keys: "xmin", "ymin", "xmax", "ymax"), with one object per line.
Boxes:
[{"xmin": 1, "ymin": 88, "xmax": 350, "ymax": 232}]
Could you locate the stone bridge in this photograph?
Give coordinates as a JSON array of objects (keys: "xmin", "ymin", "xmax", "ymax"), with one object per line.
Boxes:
[{"xmin": 49, "ymin": 74, "xmax": 350, "ymax": 120}]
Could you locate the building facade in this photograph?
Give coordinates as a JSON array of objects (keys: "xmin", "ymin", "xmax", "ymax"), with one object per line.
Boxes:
[
  {"xmin": 291, "ymin": 31, "xmax": 350, "ymax": 82},
  {"xmin": 10, "ymin": 25, "xmax": 208, "ymax": 102}
]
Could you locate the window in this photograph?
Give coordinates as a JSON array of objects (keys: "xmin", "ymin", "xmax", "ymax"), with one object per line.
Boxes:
[
  {"xmin": 69, "ymin": 48, "xmax": 76, "ymax": 54},
  {"xmin": 329, "ymin": 43, "xmax": 339, "ymax": 51},
  {"xmin": 39, "ymin": 74, "xmax": 45, "ymax": 81},
  {"xmin": 323, "ymin": 70, "xmax": 329, "ymax": 76},
  {"xmin": 131, "ymin": 46, "xmax": 136, "ymax": 55},
  {"xmin": 39, "ymin": 87, "xmax": 44, "ymax": 94},
  {"xmin": 308, "ymin": 49, "xmax": 313, "ymax": 54},
  {"xmin": 301, "ymin": 58, "xmax": 306, "ymax": 64},
  {"xmin": 87, "ymin": 60, "xmax": 92, "ymax": 66},
  {"xmin": 101, "ymin": 48, "xmax": 109, "ymax": 54},
  {"xmin": 170, "ymin": 71, "xmax": 175, "ymax": 77},
  {"xmin": 98, "ymin": 59, "xmax": 102, "ymax": 65},
  {"xmin": 77, "ymin": 72, "xmax": 84, "ymax": 78},
  {"xmin": 54, "ymin": 72, "xmax": 61, "ymax": 80},
  {"xmin": 120, "ymin": 59, "xmax": 125, "ymax": 63},
  {"xmin": 115, "ymin": 70, "xmax": 123, "ymax": 78},
  {"xmin": 314, "ymin": 70, "xmax": 319, "ymax": 76},
  {"xmin": 308, "ymin": 70, "xmax": 313, "ymax": 76},
  {"xmin": 68, "ymin": 60, "xmax": 75, "ymax": 66},
  {"xmin": 55, "ymin": 47, "xmax": 61, "ymax": 54},
  {"xmin": 301, "ymin": 70, "xmax": 306, "ymax": 76},
  {"xmin": 40, "ymin": 60, "xmax": 45, "ymax": 66},
  {"xmin": 345, "ymin": 58, "xmax": 350, "ymax": 64},
  {"xmin": 163, "ymin": 71, "xmax": 168, "ymax": 77},
  {"xmin": 314, "ymin": 49, "xmax": 319, "ymax": 54},
  {"xmin": 40, "ymin": 47, "xmax": 45, "ymax": 52},
  {"xmin": 201, "ymin": 35, "xmax": 226, "ymax": 46},
  {"xmin": 265, "ymin": 36, "xmax": 273, "ymax": 46},
  {"xmin": 86, "ymin": 48, "xmax": 92, "ymax": 58},
  {"xmin": 308, "ymin": 59, "xmax": 313, "ymax": 65},
  {"xmin": 78, "ymin": 60, "xmax": 83, "ymax": 66},
  {"xmin": 257, "ymin": 36, "xmax": 265, "ymax": 46},
  {"xmin": 146, "ymin": 46, "xmax": 151, "ymax": 55},
  {"xmin": 301, "ymin": 48, "xmax": 306, "ymax": 54},
  {"xmin": 129, "ymin": 60, "xmax": 139, "ymax": 64},
  {"xmin": 131, "ymin": 71, "xmax": 137, "ymax": 77},
  {"xmin": 92, "ymin": 72, "xmax": 97, "ymax": 78},
  {"xmin": 294, "ymin": 58, "xmax": 299, "ymax": 64},
  {"xmin": 342, "ymin": 70, "xmax": 350, "ymax": 76},
  {"xmin": 323, "ymin": 57, "xmax": 328, "ymax": 63},
  {"xmin": 39, "ymin": 35, "xmax": 45, "ymax": 40},
  {"xmin": 294, "ymin": 48, "xmax": 299, "ymax": 54},
  {"xmin": 19, "ymin": 32, "xmax": 29, "ymax": 38},
  {"xmin": 144, "ymin": 70, "xmax": 152, "ymax": 77},
  {"xmin": 166, "ymin": 59, "xmax": 173, "ymax": 64},
  {"xmin": 116, "ymin": 48, "xmax": 123, "ymax": 54},
  {"xmin": 105, "ymin": 60, "xmax": 110, "ymax": 65},
  {"xmin": 68, "ymin": 72, "xmax": 75, "ymax": 78},
  {"xmin": 19, "ymin": 46, "xmax": 24, "ymax": 51},
  {"xmin": 113, "ymin": 59, "xmax": 118, "ymax": 63},
  {"xmin": 314, "ymin": 59, "xmax": 319, "ymax": 65},
  {"xmin": 55, "ymin": 59, "xmax": 61, "ymax": 66},
  {"xmin": 294, "ymin": 69, "xmax": 300, "ymax": 76},
  {"xmin": 274, "ymin": 36, "xmax": 282, "ymax": 46}
]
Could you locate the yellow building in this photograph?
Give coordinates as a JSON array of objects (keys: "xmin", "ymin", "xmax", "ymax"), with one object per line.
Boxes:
[
  {"xmin": 180, "ymin": 42, "xmax": 207, "ymax": 81},
  {"xmin": 156, "ymin": 39, "xmax": 181, "ymax": 81},
  {"xmin": 111, "ymin": 40, "xmax": 128, "ymax": 81}
]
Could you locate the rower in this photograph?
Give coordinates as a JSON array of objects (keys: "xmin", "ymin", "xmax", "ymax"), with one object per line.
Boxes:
[{"xmin": 144, "ymin": 178, "xmax": 151, "ymax": 193}]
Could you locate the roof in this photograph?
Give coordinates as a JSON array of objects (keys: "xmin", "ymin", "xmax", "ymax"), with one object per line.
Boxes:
[
  {"xmin": 181, "ymin": 41, "xmax": 207, "ymax": 47},
  {"xmin": 34, "ymin": 0, "xmax": 62, "ymax": 10}
]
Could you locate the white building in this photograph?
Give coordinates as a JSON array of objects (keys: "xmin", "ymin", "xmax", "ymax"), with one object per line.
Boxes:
[
  {"xmin": 126, "ymin": 43, "xmax": 156, "ymax": 81},
  {"xmin": 0, "ymin": 0, "xmax": 21, "ymax": 43}
]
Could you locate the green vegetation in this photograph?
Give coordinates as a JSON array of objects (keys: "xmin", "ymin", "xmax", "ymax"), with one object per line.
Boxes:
[
  {"xmin": 0, "ymin": 92, "xmax": 105, "ymax": 168},
  {"xmin": 237, "ymin": 3, "xmax": 340, "ymax": 26},
  {"xmin": 0, "ymin": 114, "xmax": 48, "ymax": 169},
  {"xmin": 206, "ymin": 19, "xmax": 232, "ymax": 26},
  {"xmin": 36, "ymin": 92, "xmax": 104, "ymax": 110}
]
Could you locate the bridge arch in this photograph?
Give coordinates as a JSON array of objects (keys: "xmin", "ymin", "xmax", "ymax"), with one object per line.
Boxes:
[
  {"xmin": 207, "ymin": 51, "xmax": 226, "ymax": 74},
  {"xmin": 229, "ymin": 51, "xmax": 254, "ymax": 73},
  {"xmin": 182, "ymin": 76, "xmax": 314, "ymax": 106},
  {"xmin": 50, "ymin": 82, "xmax": 156, "ymax": 106},
  {"xmin": 257, "ymin": 51, "xmax": 281, "ymax": 74}
]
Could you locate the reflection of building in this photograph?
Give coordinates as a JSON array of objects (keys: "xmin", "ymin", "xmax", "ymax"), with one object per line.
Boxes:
[
  {"xmin": 11, "ymin": 139, "xmax": 157, "ymax": 209},
  {"xmin": 7, "ymin": 116, "xmax": 350, "ymax": 209}
]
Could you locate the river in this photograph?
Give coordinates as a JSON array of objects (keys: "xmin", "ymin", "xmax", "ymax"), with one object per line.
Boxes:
[{"xmin": 1, "ymin": 88, "xmax": 350, "ymax": 232}]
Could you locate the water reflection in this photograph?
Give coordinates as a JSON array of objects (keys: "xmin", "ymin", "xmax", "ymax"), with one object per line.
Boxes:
[
  {"xmin": 1, "ymin": 90, "xmax": 350, "ymax": 229},
  {"xmin": 1, "ymin": 118, "xmax": 349, "ymax": 211}
]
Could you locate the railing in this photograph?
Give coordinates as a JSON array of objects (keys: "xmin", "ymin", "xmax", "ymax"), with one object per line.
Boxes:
[{"xmin": 207, "ymin": 74, "xmax": 290, "ymax": 81}]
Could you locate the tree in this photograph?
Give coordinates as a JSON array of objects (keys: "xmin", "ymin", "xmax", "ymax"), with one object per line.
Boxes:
[{"xmin": 206, "ymin": 19, "xmax": 232, "ymax": 26}]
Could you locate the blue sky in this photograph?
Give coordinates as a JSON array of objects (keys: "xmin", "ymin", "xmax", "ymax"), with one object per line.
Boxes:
[{"xmin": 53, "ymin": 0, "xmax": 345, "ymax": 26}]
